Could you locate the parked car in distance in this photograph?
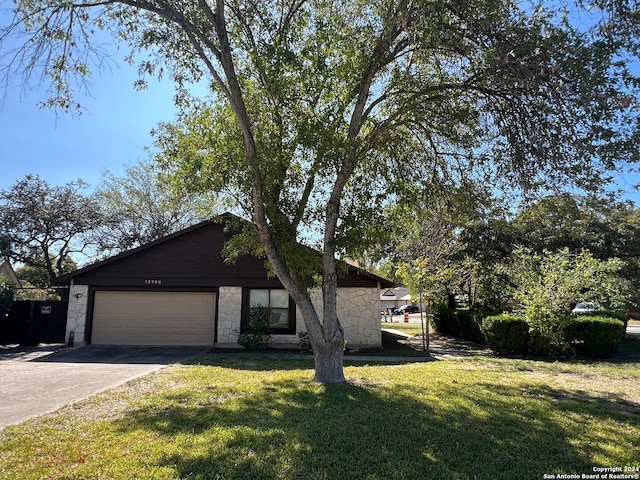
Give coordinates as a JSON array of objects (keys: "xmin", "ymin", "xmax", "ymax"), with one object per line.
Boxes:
[
  {"xmin": 571, "ymin": 302, "xmax": 599, "ymax": 314},
  {"xmin": 393, "ymin": 305, "xmax": 420, "ymax": 315}
]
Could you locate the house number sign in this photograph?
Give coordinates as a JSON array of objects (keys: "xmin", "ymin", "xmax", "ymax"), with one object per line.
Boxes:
[{"xmin": 144, "ymin": 279, "xmax": 162, "ymax": 285}]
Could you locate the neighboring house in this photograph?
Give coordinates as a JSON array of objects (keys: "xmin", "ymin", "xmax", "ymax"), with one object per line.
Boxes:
[
  {"xmin": 55, "ymin": 214, "xmax": 393, "ymax": 349},
  {"xmin": 0, "ymin": 258, "xmax": 22, "ymax": 288},
  {"xmin": 380, "ymin": 286, "xmax": 410, "ymax": 312}
]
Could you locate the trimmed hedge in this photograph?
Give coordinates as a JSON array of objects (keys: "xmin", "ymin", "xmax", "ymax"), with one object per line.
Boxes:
[
  {"xmin": 481, "ymin": 314, "xmax": 530, "ymax": 356},
  {"xmin": 433, "ymin": 308, "xmax": 492, "ymax": 344},
  {"xmin": 434, "ymin": 308, "xmax": 627, "ymax": 359},
  {"xmin": 574, "ymin": 310, "xmax": 628, "ymax": 327},
  {"xmin": 565, "ymin": 316, "xmax": 626, "ymax": 358}
]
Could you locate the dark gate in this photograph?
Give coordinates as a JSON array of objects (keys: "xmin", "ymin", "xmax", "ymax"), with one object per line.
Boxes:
[{"xmin": 0, "ymin": 301, "xmax": 68, "ymax": 346}]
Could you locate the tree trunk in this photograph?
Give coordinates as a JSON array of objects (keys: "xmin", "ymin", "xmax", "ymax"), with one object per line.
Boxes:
[{"xmin": 313, "ymin": 340, "xmax": 346, "ymax": 384}]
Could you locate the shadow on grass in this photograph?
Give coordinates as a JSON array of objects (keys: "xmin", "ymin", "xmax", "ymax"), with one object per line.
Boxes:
[
  {"xmin": 186, "ymin": 350, "xmax": 433, "ymax": 372},
  {"xmin": 113, "ymin": 359, "xmax": 639, "ymax": 480},
  {"xmin": 186, "ymin": 354, "xmax": 315, "ymax": 372},
  {"xmin": 612, "ymin": 336, "xmax": 640, "ymax": 362}
]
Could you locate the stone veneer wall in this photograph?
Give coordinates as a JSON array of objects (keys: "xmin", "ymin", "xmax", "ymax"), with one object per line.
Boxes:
[
  {"xmin": 65, "ymin": 282, "xmax": 89, "ymax": 346},
  {"xmin": 215, "ymin": 286, "xmax": 381, "ymax": 349},
  {"xmin": 216, "ymin": 286, "xmax": 243, "ymax": 345},
  {"xmin": 273, "ymin": 286, "xmax": 381, "ymax": 349},
  {"xmin": 335, "ymin": 287, "xmax": 381, "ymax": 348}
]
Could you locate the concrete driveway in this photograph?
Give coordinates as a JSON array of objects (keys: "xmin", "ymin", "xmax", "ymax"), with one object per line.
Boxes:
[{"xmin": 0, "ymin": 345, "xmax": 206, "ymax": 430}]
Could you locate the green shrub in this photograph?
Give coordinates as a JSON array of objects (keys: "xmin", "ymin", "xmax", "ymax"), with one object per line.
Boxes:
[
  {"xmin": 526, "ymin": 314, "xmax": 573, "ymax": 357},
  {"xmin": 565, "ymin": 316, "xmax": 626, "ymax": 358},
  {"xmin": 574, "ymin": 310, "xmax": 628, "ymax": 326},
  {"xmin": 237, "ymin": 306, "xmax": 271, "ymax": 350},
  {"xmin": 481, "ymin": 314, "xmax": 530, "ymax": 356},
  {"xmin": 433, "ymin": 307, "xmax": 490, "ymax": 344},
  {"xmin": 297, "ymin": 331, "xmax": 312, "ymax": 351},
  {"xmin": 432, "ymin": 306, "xmax": 457, "ymax": 336},
  {"xmin": 0, "ymin": 279, "xmax": 15, "ymax": 317}
]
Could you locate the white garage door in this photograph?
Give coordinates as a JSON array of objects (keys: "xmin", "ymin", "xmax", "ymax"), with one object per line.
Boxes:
[{"xmin": 92, "ymin": 291, "xmax": 216, "ymax": 346}]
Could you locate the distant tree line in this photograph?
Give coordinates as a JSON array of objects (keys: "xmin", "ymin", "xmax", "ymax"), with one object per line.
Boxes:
[
  {"xmin": 372, "ymin": 188, "xmax": 640, "ymax": 312},
  {"xmin": 0, "ymin": 161, "xmax": 224, "ymax": 291}
]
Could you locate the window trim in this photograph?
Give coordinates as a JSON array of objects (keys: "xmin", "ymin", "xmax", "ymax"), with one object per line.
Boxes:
[{"xmin": 241, "ymin": 288, "xmax": 296, "ymax": 334}]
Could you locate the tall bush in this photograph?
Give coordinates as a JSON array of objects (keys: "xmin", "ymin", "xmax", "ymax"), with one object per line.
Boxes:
[
  {"xmin": 510, "ymin": 248, "xmax": 630, "ymax": 356},
  {"xmin": 433, "ymin": 307, "xmax": 490, "ymax": 344},
  {"xmin": 565, "ymin": 316, "xmax": 626, "ymax": 358},
  {"xmin": 481, "ymin": 314, "xmax": 530, "ymax": 356},
  {"xmin": 237, "ymin": 306, "xmax": 271, "ymax": 350},
  {"xmin": 0, "ymin": 279, "xmax": 15, "ymax": 317}
]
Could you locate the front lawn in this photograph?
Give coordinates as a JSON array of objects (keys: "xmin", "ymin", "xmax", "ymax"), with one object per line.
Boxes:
[
  {"xmin": 1, "ymin": 355, "xmax": 639, "ymax": 480},
  {"xmin": 381, "ymin": 320, "xmax": 427, "ymax": 337}
]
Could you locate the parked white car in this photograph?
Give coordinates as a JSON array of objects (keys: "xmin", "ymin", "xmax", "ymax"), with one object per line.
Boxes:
[{"xmin": 571, "ymin": 302, "xmax": 599, "ymax": 314}]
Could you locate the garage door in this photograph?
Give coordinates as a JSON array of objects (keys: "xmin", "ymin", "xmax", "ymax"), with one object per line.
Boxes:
[{"xmin": 92, "ymin": 291, "xmax": 216, "ymax": 346}]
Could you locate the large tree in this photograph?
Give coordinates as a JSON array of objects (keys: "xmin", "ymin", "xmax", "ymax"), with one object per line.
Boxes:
[
  {"xmin": 0, "ymin": 175, "xmax": 104, "ymax": 283},
  {"xmin": 2, "ymin": 1, "xmax": 639, "ymax": 382},
  {"xmin": 94, "ymin": 159, "xmax": 224, "ymax": 254},
  {"xmin": 512, "ymin": 193, "xmax": 640, "ymax": 260}
]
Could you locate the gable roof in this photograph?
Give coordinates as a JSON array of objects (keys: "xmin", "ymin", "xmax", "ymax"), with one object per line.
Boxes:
[
  {"xmin": 0, "ymin": 258, "xmax": 22, "ymax": 288},
  {"xmin": 380, "ymin": 286, "xmax": 409, "ymax": 301},
  {"xmin": 55, "ymin": 213, "xmax": 393, "ymax": 289}
]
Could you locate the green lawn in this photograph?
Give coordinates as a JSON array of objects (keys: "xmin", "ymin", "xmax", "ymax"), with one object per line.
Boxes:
[
  {"xmin": 381, "ymin": 319, "xmax": 427, "ymax": 336},
  {"xmin": 1, "ymin": 353, "xmax": 639, "ymax": 480}
]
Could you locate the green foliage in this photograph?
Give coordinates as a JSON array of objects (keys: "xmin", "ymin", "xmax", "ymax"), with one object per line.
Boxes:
[
  {"xmin": 457, "ymin": 193, "xmax": 640, "ymax": 311},
  {"xmin": 526, "ymin": 316, "xmax": 572, "ymax": 357},
  {"xmin": 5, "ymin": 0, "xmax": 640, "ymax": 381},
  {"xmin": 480, "ymin": 311, "xmax": 627, "ymax": 359},
  {"xmin": 0, "ymin": 175, "xmax": 103, "ymax": 280},
  {"xmin": 433, "ymin": 307, "xmax": 490, "ymax": 344},
  {"xmin": 15, "ymin": 265, "xmax": 51, "ymax": 288},
  {"xmin": 513, "ymin": 247, "xmax": 629, "ymax": 319},
  {"xmin": 481, "ymin": 314, "xmax": 530, "ymax": 356},
  {"xmin": 94, "ymin": 160, "xmax": 223, "ymax": 254},
  {"xmin": 237, "ymin": 306, "xmax": 271, "ymax": 351},
  {"xmin": 508, "ymin": 247, "xmax": 630, "ymax": 356},
  {"xmin": 472, "ymin": 264, "xmax": 516, "ymax": 311},
  {"xmin": 574, "ymin": 309, "xmax": 628, "ymax": 325},
  {"xmin": 513, "ymin": 194, "xmax": 640, "ymax": 260},
  {"xmin": 565, "ymin": 316, "xmax": 626, "ymax": 358},
  {"xmin": 16, "ymin": 261, "xmax": 76, "ymax": 288},
  {"xmin": 432, "ymin": 306, "xmax": 459, "ymax": 336},
  {"xmin": 13, "ymin": 284, "xmax": 61, "ymax": 301},
  {"xmin": 297, "ymin": 331, "xmax": 312, "ymax": 352},
  {"xmin": 387, "ymin": 196, "xmax": 476, "ymax": 315},
  {"xmin": 222, "ymin": 223, "xmax": 323, "ymax": 288},
  {"xmin": 0, "ymin": 278, "xmax": 15, "ymax": 316},
  {"xmin": 511, "ymin": 194, "xmax": 640, "ymax": 308}
]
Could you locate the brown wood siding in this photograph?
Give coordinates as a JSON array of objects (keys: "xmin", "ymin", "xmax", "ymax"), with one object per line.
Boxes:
[
  {"xmin": 71, "ymin": 222, "xmax": 381, "ymax": 289},
  {"xmin": 73, "ymin": 223, "xmax": 283, "ymax": 288}
]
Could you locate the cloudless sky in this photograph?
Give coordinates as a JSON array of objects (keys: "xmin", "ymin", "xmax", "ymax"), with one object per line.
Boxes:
[
  {"xmin": 0, "ymin": 7, "xmax": 207, "ymax": 194},
  {"xmin": 0, "ymin": 69, "xmax": 186, "ymax": 193},
  {"xmin": 0, "ymin": 7, "xmax": 639, "ymax": 206}
]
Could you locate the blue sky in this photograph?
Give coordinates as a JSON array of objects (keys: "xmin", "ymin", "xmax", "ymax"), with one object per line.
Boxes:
[
  {"xmin": 0, "ymin": 59, "xmax": 188, "ymax": 193},
  {"xmin": 0, "ymin": 6, "xmax": 207, "ymax": 193},
  {"xmin": 0, "ymin": 8, "xmax": 639, "ymax": 206}
]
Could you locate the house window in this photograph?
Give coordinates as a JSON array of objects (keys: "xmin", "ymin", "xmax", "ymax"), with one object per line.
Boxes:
[{"xmin": 242, "ymin": 288, "xmax": 295, "ymax": 333}]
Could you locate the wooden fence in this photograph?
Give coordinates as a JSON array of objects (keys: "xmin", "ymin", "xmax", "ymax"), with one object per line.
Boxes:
[{"xmin": 0, "ymin": 301, "xmax": 68, "ymax": 346}]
